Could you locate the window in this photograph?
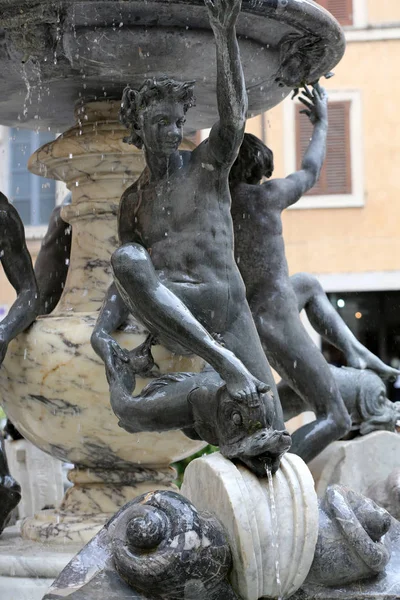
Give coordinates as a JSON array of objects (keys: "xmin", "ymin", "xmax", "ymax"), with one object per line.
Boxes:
[
  {"xmin": 283, "ymin": 90, "xmax": 364, "ymax": 209},
  {"xmin": 316, "ymin": 0, "xmax": 353, "ymax": 26},
  {"xmin": 323, "ymin": 290, "xmax": 400, "ymax": 402},
  {"xmin": 8, "ymin": 128, "xmax": 56, "ymax": 227},
  {"xmin": 296, "ymin": 101, "xmax": 352, "ymax": 196}
]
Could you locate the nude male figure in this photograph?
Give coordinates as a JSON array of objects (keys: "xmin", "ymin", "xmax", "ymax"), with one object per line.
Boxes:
[
  {"xmin": 229, "ymin": 84, "xmax": 353, "ymax": 462},
  {"xmin": 91, "ymin": 0, "xmax": 286, "ymax": 439}
]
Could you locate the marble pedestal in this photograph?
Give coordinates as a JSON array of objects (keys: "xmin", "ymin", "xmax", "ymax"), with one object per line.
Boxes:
[
  {"xmin": 0, "ymin": 526, "xmax": 78, "ymax": 600},
  {"xmin": 308, "ymin": 431, "xmax": 400, "ymax": 498},
  {"xmin": 5, "ymin": 439, "xmax": 64, "ymax": 519}
]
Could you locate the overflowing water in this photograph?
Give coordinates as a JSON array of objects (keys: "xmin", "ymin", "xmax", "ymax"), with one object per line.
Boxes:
[
  {"xmin": 266, "ymin": 465, "xmax": 283, "ymax": 600},
  {"xmin": 21, "ymin": 64, "xmax": 32, "ymax": 118}
]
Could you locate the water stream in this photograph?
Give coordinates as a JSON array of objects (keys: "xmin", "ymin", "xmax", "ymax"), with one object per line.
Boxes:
[{"xmin": 266, "ymin": 465, "xmax": 283, "ymax": 600}]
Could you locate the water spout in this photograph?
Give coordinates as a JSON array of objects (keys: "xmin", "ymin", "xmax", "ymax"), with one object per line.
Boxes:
[{"xmin": 266, "ymin": 465, "xmax": 282, "ymax": 600}]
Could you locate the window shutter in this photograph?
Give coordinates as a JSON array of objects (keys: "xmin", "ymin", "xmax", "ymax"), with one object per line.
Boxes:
[
  {"xmin": 295, "ymin": 100, "xmax": 352, "ymax": 196},
  {"xmin": 315, "ymin": 0, "xmax": 353, "ymax": 26}
]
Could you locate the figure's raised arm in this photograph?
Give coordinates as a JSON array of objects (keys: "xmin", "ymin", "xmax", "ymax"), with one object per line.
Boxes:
[
  {"xmin": 205, "ymin": 0, "xmax": 248, "ymax": 166},
  {"xmin": 265, "ymin": 83, "xmax": 328, "ymax": 209}
]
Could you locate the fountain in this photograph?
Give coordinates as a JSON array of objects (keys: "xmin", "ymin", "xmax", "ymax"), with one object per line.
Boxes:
[{"xmin": 0, "ymin": 0, "xmax": 358, "ymax": 599}]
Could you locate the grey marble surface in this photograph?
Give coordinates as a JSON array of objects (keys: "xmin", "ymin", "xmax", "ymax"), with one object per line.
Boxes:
[
  {"xmin": 0, "ymin": 526, "xmax": 78, "ymax": 578},
  {"xmin": 293, "ymin": 517, "xmax": 400, "ymax": 600},
  {"xmin": 43, "ymin": 490, "xmax": 239, "ymax": 600}
]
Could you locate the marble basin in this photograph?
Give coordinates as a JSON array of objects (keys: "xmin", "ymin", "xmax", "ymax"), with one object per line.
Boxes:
[{"xmin": 0, "ymin": 0, "xmax": 345, "ymax": 132}]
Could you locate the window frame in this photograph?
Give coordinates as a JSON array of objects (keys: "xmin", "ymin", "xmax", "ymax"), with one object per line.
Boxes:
[
  {"xmin": 316, "ymin": 0, "xmax": 354, "ymax": 27},
  {"xmin": 283, "ymin": 89, "xmax": 364, "ymax": 210},
  {"xmin": 3, "ymin": 127, "xmax": 63, "ymax": 239},
  {"xmin": 315, "ymin": 0, "xmax": 368, "ymax": 29}
]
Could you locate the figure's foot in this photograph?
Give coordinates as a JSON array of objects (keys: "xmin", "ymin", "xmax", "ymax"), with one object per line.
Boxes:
[
  {"xmin": 347, "ymin": 346, "xmax": 400, "ymax": 381},
  {"xmin": 127, "ymin": 335, "xmax": 156, "ymax": 375},
  {"xmin": 222, "ymin": 359, "xmax": 271, "ymax": 407}
]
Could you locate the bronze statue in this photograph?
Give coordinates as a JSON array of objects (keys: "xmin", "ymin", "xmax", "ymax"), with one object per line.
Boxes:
[
  {"xmin": 278, "ymin": 365, "xmax": 400, "ymax": 436},
  {"xmin": 291, "ymin": 271, "xmax": 399, "ymax": 379},
  {"xmin": 91, "ymin": 0, "xmax": 289, "ymax": 472},
  {"xmin": 229, "ymin": 84, "xmax": 397, "ymax": 463},
  {"xmin": 0, "ymin": 192, "xmax": 40, "ymax": 361},
  {"xmin": 0, "ymin": 191, "xmax": 41, "ymax": 533},
  {"xmin": 110, "ymin": 361, "xmax": 291, "ymax": 477},
  {"xmin": 34, "ymin": 193, "xmax": 72, "ymax": 315}
]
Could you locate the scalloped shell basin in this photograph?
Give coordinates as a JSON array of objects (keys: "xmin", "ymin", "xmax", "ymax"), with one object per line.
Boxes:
[{"xmin": 183, "ymin": 452, "xmax": 319, "ymax": 600}]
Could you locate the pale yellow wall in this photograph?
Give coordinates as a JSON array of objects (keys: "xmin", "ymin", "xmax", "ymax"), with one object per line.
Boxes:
[
  {"xmin": 0, "ymin": 241, "xmax": 41, "ymax": 310},
  {"xmin": 250, "ymin": 38, "xmax": 400, "ymax": 276},
  {"xmin": 368, "ymin": 0, "xmax": 400, "ymax": 25}
]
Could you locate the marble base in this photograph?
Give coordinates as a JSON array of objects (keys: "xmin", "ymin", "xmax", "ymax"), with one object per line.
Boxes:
[
  {"xmin": 0, "ymin": 526, "xmax": 77, "ymax": 600},
  {"xmin": 21, "ymin": 466, "xmax": 178, "ymax": 545},
  {"xmin": 5, "ymin": 439, "xmax": 64, "ymax": 519},
  {"xmin": 182, "ymin": 452, "xmax": 319, "ymax": 600},
  {"xmin": 308, "ymin": 431, "xmax": 400, "ymax": 497}
]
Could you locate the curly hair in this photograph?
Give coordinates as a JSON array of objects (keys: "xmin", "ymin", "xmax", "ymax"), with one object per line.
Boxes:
[
  {"xmin": 119, "ymin": 77, "xmax": 196, "ymax": 148},
  {"xmin": 229, "ymin": 133, "xmax": 274, "ymax": 185}
]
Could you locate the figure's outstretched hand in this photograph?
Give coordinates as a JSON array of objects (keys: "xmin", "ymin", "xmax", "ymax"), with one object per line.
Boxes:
[
  {"xmin": 106, "ymin": 339, "xmax": 131, "ymax": 385},
  {"xmin": 298, "ymin": 82, "xmax": 328, "ymax": 126},
  {"xmin": 205, "ymin": 0, "xmax": 242, "ymax": 31},
  {"xmin": 92, "ymin": 331, "xmax": 130, "ymax": 385}
]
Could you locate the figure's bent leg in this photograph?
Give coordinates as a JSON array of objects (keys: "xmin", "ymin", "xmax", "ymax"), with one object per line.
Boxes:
[
  {"xmin": 222, "ymin": 307, "xmax": 286, "ymax": 432},
  {"xmin": 222, "ymin": 308, "xmax": 292, "ymax": 471},
  {"xmin": 111, "ymin": 244, "xmax": 268, "ymax": 403},
  {"xmin": 256, "ymin": 310, "xmax": 352, "ymax": 463},
  {"xmin": 291, "ymin": 273, "xmax": 399, "ymax": 380}
]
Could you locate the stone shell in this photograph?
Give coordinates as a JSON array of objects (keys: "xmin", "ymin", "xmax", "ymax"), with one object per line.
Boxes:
[{"xmin": 182, "ymin": 451, "xmax": 319, "ymax": 600}]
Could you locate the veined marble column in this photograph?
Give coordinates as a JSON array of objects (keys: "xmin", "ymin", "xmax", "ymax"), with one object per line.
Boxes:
[{"xmin": 0, "ymin": 99, "xmax": 205, "ymax": 545}]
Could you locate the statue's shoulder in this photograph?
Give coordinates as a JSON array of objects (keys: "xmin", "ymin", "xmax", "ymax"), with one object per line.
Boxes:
[
  {"xmin": 120, "ymin": 169, "xmax": 148, "ymax": 205},
  {"xmin": 232, "ymin": 182, "xmax": 266, "ymax": 210}
]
